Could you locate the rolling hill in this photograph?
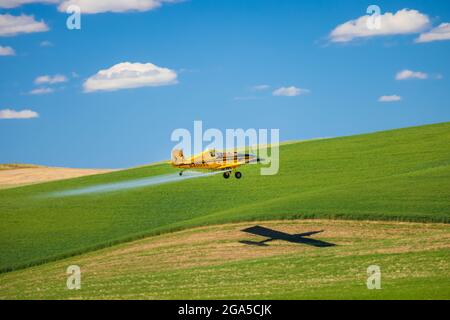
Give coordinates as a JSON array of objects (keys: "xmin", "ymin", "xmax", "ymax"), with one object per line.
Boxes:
[
  {"xmin": 1, "ymin": 220, "xmax": 449, "ymax": 299},
  {"xmin": 0, "ymin": 121, "xmax": 449, "ymax": 278},
  {"xmin": 0, "ymin": 165, "xmax": 114, "ymax": 190}
]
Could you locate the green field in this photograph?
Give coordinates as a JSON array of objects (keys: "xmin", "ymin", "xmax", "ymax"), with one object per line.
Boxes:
[
  {"xmin": 1, "ymin": 220, "xmax": 449, "ymax": 299},
  {"xmin": 0, "ymin": 122, "xmax": 449, "ymax": 299}
]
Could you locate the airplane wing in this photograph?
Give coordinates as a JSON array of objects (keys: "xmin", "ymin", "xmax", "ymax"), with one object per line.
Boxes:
[
  {"xmin": 216, "ymin": 157, "xmax": 252, "ymax": 170},
  {"xmin": 216, "ymin": 163, "xmax": 243, "ymax": 170}
]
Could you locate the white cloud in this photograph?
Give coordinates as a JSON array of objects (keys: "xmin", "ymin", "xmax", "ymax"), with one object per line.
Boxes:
[
  {"xmin": 416, "ymin": 23, "xmax": 450, "ymax": 43},
  {"xmin": 0, "ymin": 0, "xmax": 59, "ymax": 8},
  {"xmin": 0, "ymin": 108, "xmax": 38, "ymax": 119},
  {"xmin": 0, "ymin": 45, "xmax": 15, "ymax": 56},
  {"xmin": 29, "ymin": 87, "xmax": 54, "ymax": 95},
  {"xmin": 0, "ymin": 0, "xmax": 182, "ymax": 14},
  {"xmin": 273, "ymin": 86, "xmax": 310, "ymax": 97},
  {"xmin": 252, "ymin": 84, "xmax": 270, "ymax": 91},
  {"xmin": 34, "ymin": 74, "xmax": 68, "ymax": 85},
  {"xmin": 83, "ymin": 62, "xmax": 178, "ymax": 93},
  {"xmin": 0, "ymin": 14, "xmax": 49, "ymax": 37},
  {"xmin": 378, "ymin": 95, "xmax": 402, "ymax": 102},
  {"xmin": 330, "ymin": 9, "xmax": 430, "ymax": 43},
  {"xmin": 57, "ymin": 0, "xmax": 178, "ymax": 14},
  {"xmin": 395, "ymin": 69, "xmax": 428, "ymax": 80}
]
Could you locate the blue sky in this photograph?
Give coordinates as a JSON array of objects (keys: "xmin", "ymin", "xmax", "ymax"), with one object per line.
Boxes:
[{"xmin": 1, "ymin": 0, "xmax": 449, "ymax": 168}]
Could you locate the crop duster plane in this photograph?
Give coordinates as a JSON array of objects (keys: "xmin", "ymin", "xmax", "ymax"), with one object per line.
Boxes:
[{"xmin": 171, "ymin": 149, "xmax": 262, "ymax": 179}]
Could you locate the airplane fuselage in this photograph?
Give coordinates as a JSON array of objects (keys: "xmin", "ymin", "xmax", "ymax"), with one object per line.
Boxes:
[{"xmin": 171, "ymin": 149, "xmax": 261, "ymax": 179}]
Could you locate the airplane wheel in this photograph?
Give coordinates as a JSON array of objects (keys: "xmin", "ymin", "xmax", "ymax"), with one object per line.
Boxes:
[
  {"xmin": 223, "ymin": 171, "xmax": 231, "ymax": 179},
  {"xmin": 235, "ymin": 171, "xmax": 242, "ymax": 179},
  {"xmin": 179, "ymin": 172, "xmax": 183, "ymax": 176}
]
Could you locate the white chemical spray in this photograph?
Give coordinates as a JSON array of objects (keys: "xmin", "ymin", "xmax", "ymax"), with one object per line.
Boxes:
[{"xmin": 48, "ymin": 170, "xmax": 222, "ymax": 197}]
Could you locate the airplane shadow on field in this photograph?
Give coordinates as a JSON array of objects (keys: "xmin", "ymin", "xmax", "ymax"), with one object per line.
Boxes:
[{"xmin": 240, "ymin": 225, "xmax": 336, "ymax": 248}]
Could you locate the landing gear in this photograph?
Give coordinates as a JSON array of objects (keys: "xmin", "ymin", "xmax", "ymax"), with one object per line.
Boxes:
[
  {"xmin": 223, "ymin": 170, "xmax": 242, "ymax": 179},
  {"xmin": 179, "ymin": 171, "xmax": 184, "ymax": 176}
]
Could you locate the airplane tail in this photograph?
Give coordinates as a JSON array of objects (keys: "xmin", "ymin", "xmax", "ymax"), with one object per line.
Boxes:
[{"xmin": 172, "ymin": 149, "xmax": 185, "ymax": 165}]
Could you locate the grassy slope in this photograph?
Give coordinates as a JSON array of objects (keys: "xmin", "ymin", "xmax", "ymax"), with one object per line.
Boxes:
[
  {"xmin": 1, "ymin": 122, "xmax": 450, "ymax": 272},
  {"xmin": 1, "ymin": 220, "xmax": 449, "ymax": 299}
]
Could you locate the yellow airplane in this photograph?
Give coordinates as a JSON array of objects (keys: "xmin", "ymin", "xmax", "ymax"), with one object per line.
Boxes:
[{"xmin": 171, "ymin": 149, "xmax": 262, "ymax": 179}]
